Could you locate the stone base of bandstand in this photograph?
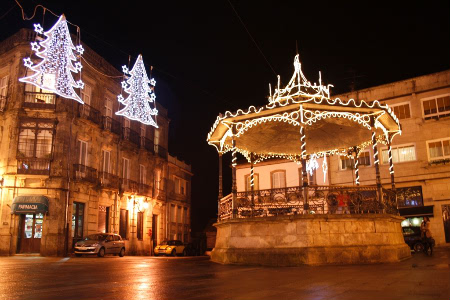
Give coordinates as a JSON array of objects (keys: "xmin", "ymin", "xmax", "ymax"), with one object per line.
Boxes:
[{"xmin": 211, "ymin": 214, "xmax": 411, "ymax": 266}]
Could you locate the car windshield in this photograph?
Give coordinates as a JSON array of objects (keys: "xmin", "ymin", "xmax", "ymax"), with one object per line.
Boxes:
[
  {"xmin": 85, "ymin": 234, "xmax": 108, "ymax": 241},
  {"xmin": 161, "ymin": 240, "xmax": 176, "ymax": 246}
]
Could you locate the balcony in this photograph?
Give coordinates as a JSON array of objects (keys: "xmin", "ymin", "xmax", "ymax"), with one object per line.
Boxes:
[
  {"xmin": 138, "ymin": 183, "xmax": 152, "ymax": 197},
  {"xmin": 155, "ymin": 144, "xmax": 167, "ymax": 159},
  {"xmin": 17, "ymin": 158, "xmax": 50, "ymax": 175},
  {"xmin": 141, "ymin": 137, "xmax": 155, "ymax": 154},
  {"xmin": 120, "ymin": 178, "xmax": 138, "ymax": 193},
  {"xmin": 77, "ymin": 103, "xmax": 101, "ymax": 125},
  {"xmin": 102, "ymin": 116, "xmax": 121, "ymax": 135},
  {"xmin": 98, "ymin": 172, "xmax": 119, "ymax": 189},
  {"xmin": 122, "ymin": 127, "xmax": 140, "ymax": 147},
  {"xmin": 23, "ymin": 92, "xmax": 56, "ymax": 110},
  {"xmin": 73, "ymin": 164, "xmax": 98, "ymax": 184}
]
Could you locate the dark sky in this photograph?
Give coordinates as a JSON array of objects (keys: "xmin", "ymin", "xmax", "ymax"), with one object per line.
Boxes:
[{"xmin": 1, "ymin": 1, "xmax": 449, "ymax": 232}]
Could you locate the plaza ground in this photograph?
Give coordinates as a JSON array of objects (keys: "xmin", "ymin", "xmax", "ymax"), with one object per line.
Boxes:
[{"xmin": 0, "ymin": 247, "xmax": 449, "ymax": 300}]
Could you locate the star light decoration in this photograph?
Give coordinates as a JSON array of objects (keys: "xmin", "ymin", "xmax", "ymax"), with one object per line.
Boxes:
[
  {"xmin": 116, "ymin": 55, "xmax": 158, "ymax": 127},
  {"xmin": 19, "ymin": 15, "xmax": 85, "ymax": 103}
]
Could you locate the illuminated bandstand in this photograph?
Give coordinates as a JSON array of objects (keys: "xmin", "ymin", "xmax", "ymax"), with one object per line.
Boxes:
[{"xmin": 207, "ymin": 55, "xmax": 411, "ymax": 266}]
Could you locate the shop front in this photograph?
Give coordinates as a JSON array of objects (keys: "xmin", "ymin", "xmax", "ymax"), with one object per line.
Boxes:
[{"xmin": 11, "ymin": 196, "xmax": 49, "ymax": 254}]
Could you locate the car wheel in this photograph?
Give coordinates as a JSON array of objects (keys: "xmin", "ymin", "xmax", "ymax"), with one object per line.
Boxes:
[
  {"xmin": 172, "ymin": 249, "xmax": 176, "ymax": 257},
  {"xmin": 182, "ymin": 249, "xmax": 187, "ymax": 257},
  {"xmin": 98, "ymin": 247, "xmax": 105, "ymax": 257},
  {"xmin": 119, "ymin": 248, "xmax": 125, "ymax": 257},
  {"xmin": 75, "ymin": 253, "xmax": 82, "ymax": 257},
  {"xmin": 414, "ymin": 242, "xmax": 424, "ymax": 253}
]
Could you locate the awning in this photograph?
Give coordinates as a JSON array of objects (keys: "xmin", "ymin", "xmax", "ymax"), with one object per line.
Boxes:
[
  {"xmin": 399, "ymin": 205, "xmax": 434, "ymax": 218},
  {"xmin": 11, "ymin": 196, "xmax": 49, "ymax": 214}
]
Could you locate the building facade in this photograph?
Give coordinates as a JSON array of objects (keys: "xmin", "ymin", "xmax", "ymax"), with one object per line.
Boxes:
[
  {"xmin": 235, "ymin": 70, "xmax": 450, "ymax": 245},
  {"xmin": 0, "ymin": 29, "xmax": 191, "ymax": 256}
]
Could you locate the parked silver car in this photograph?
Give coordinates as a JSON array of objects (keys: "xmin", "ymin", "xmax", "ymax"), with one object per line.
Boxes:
[{"xmin": 74, "ymin": 233, "xmax": 125, "ymax": 257}]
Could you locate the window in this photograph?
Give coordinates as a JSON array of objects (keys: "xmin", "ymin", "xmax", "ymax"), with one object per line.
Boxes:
[
  {"xmin": 396, "ymin": 186, "xmax": 423, "ymax": 207},
  {"xmin": 271, "ymin": 170, "xmax": 286, "ymax": 189},
  {"xmin": 104, "ymin": 97, "xmax": 113, "ymax": 118},
  {"xmin": 391, "ymin": 103, "xmax": 411, "ymax": 120},
  {"xmin": 18, "ymin": 121, "xmax": 54, "ymax": 158},
  {"xmin": 340, "ymin": 156, "xmax": 354, "ymax": 170},
  {"xmin": 174, "ymin": 177, "xmax": 186, "ymax": 195},
  {"xmin": 427, "ymin": 138, "xmax": 450, "ymax": 161},
  {"xmin": 139, "ymin": 164, "xmax": 146, "ymax": 184},
  {"xmin": 81, "ymin": 84, "xmax": 91, "ymax": 105},
  {"xmin": 154, "ymin": 170, "xmax": 161, "ymax": 190},
  {"xmin": 382, "ymin": 145, "xmax": 416, "ymax": 164},
  {"xmin": 422, "ymin": 94, "xmax": 450, "ymax": 120},
  {"xmin": 0, "ymin": 75, "xmax": 8, "ymax": 110},
  {"xmin": 245, "ymin": 173, "xmax": 259, "ymax": 191},
  {"xmin": 171, "ymin": 205, "xmax": 176, "ymax": 222},
  {"xmin": 177, "ymin": 206, "xmax": 182, "ymax": 223},
  {"xmin": 78, "ymin": 140, "xmax": 88, "ymax": 165},
  {"xmin": 358, "ymin": 151, "xmax": 371, "ymax": 166},
  {"xmin": 119, "ymin": 209, "xmax": 128, "ymax": 239},
  {"xmin": 137, "ymin": 212, "xmax": 144, "ymax": 240},
  {"xmin": 155, "ymin": 128, "xmax": 160, "ymax": 145},
  {"xmin": 184, "ymin": 207, "xmax": 188, "ymax": 225},
  {"xmin": 102, "ymin": 150, "xmax": 110, "ymax": 173},
  {"xmin": 140, "ymin": 124, "xmax": 146, "ymax": 137},
  {"xmin": 122, "ymin": 158, "xmax": 130, "ymax": 179}
]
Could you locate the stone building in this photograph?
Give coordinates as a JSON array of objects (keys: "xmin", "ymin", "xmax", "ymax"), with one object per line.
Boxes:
[
  {"xmin": 0, "ymin": 29, "xmax": 191, "ymax": 256},
  {"xmin": 234, "ymin": 70, "xmax": 450, "ymax": 245}
]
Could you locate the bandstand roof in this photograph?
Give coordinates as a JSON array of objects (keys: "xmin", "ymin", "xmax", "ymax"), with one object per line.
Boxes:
[{"xmin": 207, "ymin": 55, "xmax": 401, "ymax": 162}]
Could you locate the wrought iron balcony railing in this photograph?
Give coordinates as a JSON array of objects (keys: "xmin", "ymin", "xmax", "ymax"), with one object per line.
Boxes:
[
  {"xmin": 23, "ymin": 92, "xmax": 56, "ymax": 109},
  {"xmin": 102, "ymin": 116, "xmax": 121, "ymax": 135},
  {"xmin": 73, "ymin": 164, "xmax": 98, "ymax": 184},
  {"xmin": 77, "ymin": 103, "xmax": 102, "ymax": 125},
  {"xmin": 141, "ymin": 137, "xmax": 155, "ymax": 154},
  {"xmin": 120, "ymin": 178, "xmax": 138, "ymax": 193},
  {"xmin": 218, "ymin": 185, "xmax": 398, "ymax": 221},
  {"xmin": 122, "ymin": 127, "xmax": 140, "ymax": 146},
  {"xmin": 98, "ymin": 172, "xmax": 119, "ymax": 189},
  {"xmin": 155, "ymin": 144, "xmax": 167, "ymax": 159},
  {"xmin": 17, "ymin": 158, "xmax": 50, "ymax": 175},
  {"xmin": 138, "ymin": 183, "xmax": 152, "ymax": 197}
]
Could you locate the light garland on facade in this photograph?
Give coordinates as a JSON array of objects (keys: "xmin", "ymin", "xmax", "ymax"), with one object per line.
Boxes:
[
  {"xmin": 322, "ymin": 158, "xmax": 328, "ymax": 183},
  {"xmin": 116, "ymin": 54, "xmax": 158, "ymax": 127},
  {"xmin": 19, "ymin": 14, "xmax": 85, "ymax": 103},
  {"xmin": 306, "ymin": 154, "xmax": 319, "ymax": 176}
]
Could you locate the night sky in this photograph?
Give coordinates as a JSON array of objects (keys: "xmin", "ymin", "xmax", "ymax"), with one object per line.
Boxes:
[{"xmin": 1, "ymin": 1, "xmax": 449, "ymax": 232}]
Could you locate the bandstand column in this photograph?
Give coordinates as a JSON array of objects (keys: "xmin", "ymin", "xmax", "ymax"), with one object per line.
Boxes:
[
  {"xmin": 386, "ymin": 134, "xmax": 396, "ymax": 191},
  {"xmin": 353, "ymin": 147, "xmax": 360, "ymax": 186},
  {"xmin": 218, "ymin": 153, "xmax": 223, "ymax": 200},
  {"xmin": 370, "ymin": 117, "xmax": 383, "ymax": 205},
  {"xmin": 231, "ymin": 127, "xmax": 237, "ymax": 218},
  {"xmin": 300, "ymin": 125, "xmax": 309, "ymax": 211},
  {"xmin": 250, "ymin": 153, "xmax": 255, "ymax": 206}
]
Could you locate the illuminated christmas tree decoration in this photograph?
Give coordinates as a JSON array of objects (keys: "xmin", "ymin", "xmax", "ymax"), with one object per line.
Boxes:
[
  {"xmin": 306, "ymin": 155, "xmax": 319, "ymax": 176},
  {"xmin": 19, "ymin": 14, "xmax": 85, "ymax": 103},
  {"xmin": 116, "ymin": 55, "xmax": 158, "ymax": 127},
  {"xmin": 322, "ymin": 158, "xmax": 328, "ymax": 183}
]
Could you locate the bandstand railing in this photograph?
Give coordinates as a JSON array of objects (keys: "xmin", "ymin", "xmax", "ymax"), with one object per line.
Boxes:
[{"xmin": 218, "ymin": 185, "xmax": 398, "ymax": 221}]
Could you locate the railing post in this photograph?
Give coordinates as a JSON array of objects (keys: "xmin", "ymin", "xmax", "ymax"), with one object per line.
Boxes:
[
  {"xmin": 371, "ymin": 117, "xmax": 383, "ymax": 208},
  {"xmin": 231, "ymin": 126, "xmax": 237, "ymax": 218}
]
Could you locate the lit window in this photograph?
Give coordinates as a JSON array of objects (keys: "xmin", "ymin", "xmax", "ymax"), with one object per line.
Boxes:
[
  {"xmin": 422, "ymin": 95, "xmax": 450, "ymax": 120},
  {"xmin": 381, "ymin": 145, "xmax": 416, "ymax": 164},
  {"xmin": 427, "ymin": 138, "xmax": 450, "ymax": 161}
]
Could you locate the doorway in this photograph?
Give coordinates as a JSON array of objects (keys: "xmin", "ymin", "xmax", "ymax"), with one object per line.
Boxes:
[
  {"xmin": 98, "ymin": 206, "xmax": 110, "ymax": 233},
  {"xmin": 18, "ymin": 213, "xmax": 43, "ymax": 253},
  {"xmin": 152, "ymin": 215, "xmax": 158, "ymax": 247},
  {"xmin": 443, "ymin": 205, "xmax": 450, "ymax": 243}
]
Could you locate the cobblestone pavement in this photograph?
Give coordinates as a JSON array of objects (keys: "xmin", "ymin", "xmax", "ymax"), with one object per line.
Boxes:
[{"xmin": 0, "ymin": 247, "xmax": 449, "ymax": 300}]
